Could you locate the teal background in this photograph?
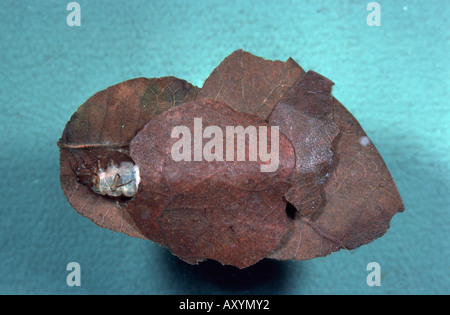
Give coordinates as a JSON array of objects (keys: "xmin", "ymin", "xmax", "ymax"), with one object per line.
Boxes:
[{"xmin": 0, "ymin": 0, "xmax": 448, "ymax": 294}]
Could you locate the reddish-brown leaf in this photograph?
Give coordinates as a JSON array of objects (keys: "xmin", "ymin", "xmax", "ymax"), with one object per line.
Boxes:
[
  {"xmin": 197, "ymin": 49, "xmax": 305, "ymax": 121},
  {"xmin": 58, "ymin": 77, "xmax": 199, "ymax": 237},
  {"xmin": 127, "ymin": 99, "xmax": 295, "ymax": 268},
  {"xmin": 268, "ymin": 80, "xmax": 404, "ymax": 260},
  {"xmin": 58, "ymin": 50, "xmax": 404, "ymax": 268},
  {"xmin": 269, "ymin": 71, "xmax": 340, "ymax": 217}
]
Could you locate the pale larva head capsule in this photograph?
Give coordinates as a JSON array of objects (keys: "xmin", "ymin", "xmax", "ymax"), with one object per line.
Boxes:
[{"xmin": 92, "ymin": 161, "xmax": 140, "ymax": 197}]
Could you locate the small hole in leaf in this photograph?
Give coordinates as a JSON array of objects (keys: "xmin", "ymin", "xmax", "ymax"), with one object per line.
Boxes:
[{"xmin": 285, "ymin": 202, "xmax": 297, "ymax": 220}]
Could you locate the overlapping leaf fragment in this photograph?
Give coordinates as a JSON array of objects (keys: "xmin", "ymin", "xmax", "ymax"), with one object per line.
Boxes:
[
  {"xmin": 58, "ymin": 77, "xmax": 199, "ymax": 238},
  {"xmin": 128, "ymin": 99, "xmax": 295, "ymax": 268}
]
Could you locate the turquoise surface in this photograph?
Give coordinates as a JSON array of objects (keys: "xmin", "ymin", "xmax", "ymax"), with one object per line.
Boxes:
[{"xmin": 0, "ymin": 0, "xmax": 448, "ymax": 294}]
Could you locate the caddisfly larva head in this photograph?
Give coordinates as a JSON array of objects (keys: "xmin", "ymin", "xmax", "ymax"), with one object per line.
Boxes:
[
  {"xmin": 73, "ymin": 159, "xmax": 140, "ymax": 198},
  {"xmin": 91, "ymin": 161, "xmax": 140, "ymax": 197}
]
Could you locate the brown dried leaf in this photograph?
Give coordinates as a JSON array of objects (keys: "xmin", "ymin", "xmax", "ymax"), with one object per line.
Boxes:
[
  {"xmin": 58, "ymin": 77, "xmax": 199, "ymax": 237},
  {"xmin": 197, "ymin": 49, "xmax": 305, "ymax": 121},
  {"xmin": 268, "ymin": 80, "xmax": 404, "ymax": 260},
  {"xmin": 127, "ymin": 99, "xmax": 295, "ymax": 268},
  {"xmin": 58, "ymin": 50, "xmax": 404, "ymax": 268},
  {"xmin": 269, "ymin": 71, "xmax": 340, "ymax": 217}
]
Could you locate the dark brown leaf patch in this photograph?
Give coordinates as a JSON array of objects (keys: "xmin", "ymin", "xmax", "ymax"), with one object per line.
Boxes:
[{"xmin": 128, "ymin": 99, "xmax": 295, "ymax": 268}]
